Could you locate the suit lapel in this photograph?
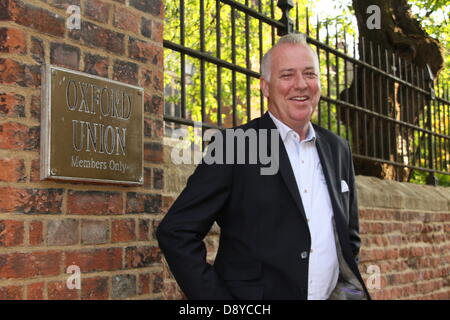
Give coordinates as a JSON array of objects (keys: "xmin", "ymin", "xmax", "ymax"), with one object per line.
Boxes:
[
  {"xmin": 314, "ymin": 127, "xmax": 341, "ymax": 217},
  {"xmin": 259, "ymin": 113, "xmax": 308, "ymax": 223}
]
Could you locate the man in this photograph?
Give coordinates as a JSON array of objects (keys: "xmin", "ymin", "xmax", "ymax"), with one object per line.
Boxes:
[{"xmin": 157, "ymin": 33, "xmax": 370, "ymax": 300}]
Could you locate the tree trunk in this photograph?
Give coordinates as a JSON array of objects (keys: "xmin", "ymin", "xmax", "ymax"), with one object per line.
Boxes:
[{"xmin": 341, "ymin": 0, "xmax": 444, "ymax": 181}]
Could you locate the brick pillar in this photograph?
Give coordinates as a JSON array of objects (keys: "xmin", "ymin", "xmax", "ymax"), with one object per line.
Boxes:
[{"xmin": 0, "ymin": 0, "xmax": 164, "ymax": 300}]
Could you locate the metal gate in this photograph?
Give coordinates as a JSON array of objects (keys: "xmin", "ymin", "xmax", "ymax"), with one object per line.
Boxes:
[{"xmin": 163, "ymin": 0, "xmax": 450, "ymax": 183}]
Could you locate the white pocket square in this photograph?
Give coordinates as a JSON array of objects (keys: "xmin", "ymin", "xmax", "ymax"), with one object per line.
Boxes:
[{"xmin": 341, "ymin": 180, "xmax": 349, "ymax": 193}]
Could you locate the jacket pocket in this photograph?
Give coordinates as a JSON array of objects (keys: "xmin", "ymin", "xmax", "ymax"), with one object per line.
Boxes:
[{"xmin": 221, "ymin": 262, "xmax": 264, "ymax": 300}]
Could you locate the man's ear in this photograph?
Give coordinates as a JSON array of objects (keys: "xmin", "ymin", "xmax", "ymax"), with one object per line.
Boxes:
[{"xmin": 260, "ymin": 77, "xmax": 269, "ymax": 98}]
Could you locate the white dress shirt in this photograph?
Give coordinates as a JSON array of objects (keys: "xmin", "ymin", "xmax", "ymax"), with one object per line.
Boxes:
[{"xmin": 269, "ymin": 112, "xmax": 339, "ymax": 300}]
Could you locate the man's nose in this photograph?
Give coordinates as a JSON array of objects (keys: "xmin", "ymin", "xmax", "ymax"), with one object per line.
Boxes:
[{"xmin": 294, "ymin": 74, "xmax": 308, "ymax": 90}]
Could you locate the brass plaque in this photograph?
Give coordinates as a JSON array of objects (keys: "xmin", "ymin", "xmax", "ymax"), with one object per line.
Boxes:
[{"xmin": 41, "ymin": 65, "xmax": 144, "ymax": 185}]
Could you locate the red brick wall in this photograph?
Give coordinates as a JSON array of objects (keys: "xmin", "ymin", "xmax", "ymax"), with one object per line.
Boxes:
[
  {"xmin": 0, "ymin": 0, "xmax": 164, "ymax": 299},
  {"xmin": 358, "ymin": 208, "xmax": 450, "ymax": 300}
]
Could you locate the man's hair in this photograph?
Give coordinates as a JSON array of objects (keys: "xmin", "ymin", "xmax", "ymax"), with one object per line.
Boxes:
[{"xmin": 261, "ymin": 33, "xmax": 319, "ymax": 81}]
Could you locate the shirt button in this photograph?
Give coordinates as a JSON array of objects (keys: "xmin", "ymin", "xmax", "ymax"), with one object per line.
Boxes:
[
  {"xmin": 304, "ymin": 189, "xmax": 307, "ymax": 193},
  {"xmin": 301, "ymin": 160, "xmax": 305, "ymax": 164},
  {"xmin": 300, "ymin": 251, "xmax": 308, "ymax": 259}
]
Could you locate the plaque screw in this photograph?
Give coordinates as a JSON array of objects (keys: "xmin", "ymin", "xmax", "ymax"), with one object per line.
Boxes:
[{"xmin": 51, "ymin": 168, "xmax": 57, "ymax": 175}]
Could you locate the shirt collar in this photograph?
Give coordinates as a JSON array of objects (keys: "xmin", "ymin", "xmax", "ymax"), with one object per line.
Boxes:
[{"xmin": 268, "ymin": 111, "xmax": 316, "ymax": 143}]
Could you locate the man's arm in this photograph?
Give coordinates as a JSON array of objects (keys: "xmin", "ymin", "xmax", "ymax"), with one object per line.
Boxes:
[
  {"xmin": 346, "ymin": 141, "xmax": 361, "ymax": 264},
  {"xmin": 156, "ymin": 151, "xmax": 234, "ymax": 299}
]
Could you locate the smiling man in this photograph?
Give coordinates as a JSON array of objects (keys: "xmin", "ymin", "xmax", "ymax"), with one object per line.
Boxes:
[{"xmin": 157, "ymin": 33, "xmax": 370, "ymax": 300}]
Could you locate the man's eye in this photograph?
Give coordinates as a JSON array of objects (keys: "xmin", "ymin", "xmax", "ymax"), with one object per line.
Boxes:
[
  {"xmin": 305, "ymin": 72, "xmax": 317, "ymax": 78},
  {"xmin": 281, "ymin": 74, "xmax": 292, "ymax": 78}
]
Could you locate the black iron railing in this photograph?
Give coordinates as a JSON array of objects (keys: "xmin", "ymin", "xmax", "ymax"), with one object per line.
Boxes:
[{"xmin": 163, "ymin": 0, "xmax": 449, "ymax": 184}]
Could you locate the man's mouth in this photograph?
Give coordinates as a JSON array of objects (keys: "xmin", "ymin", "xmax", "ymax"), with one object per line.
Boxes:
[{"xmin": 290, "ymin": 96, "xmax": 309, "ymax": 101}]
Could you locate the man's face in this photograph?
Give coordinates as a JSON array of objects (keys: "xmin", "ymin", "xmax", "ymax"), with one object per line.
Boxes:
[{"xmin": 260, "ymin": 43, "xmax": 321, "ymax": 130}]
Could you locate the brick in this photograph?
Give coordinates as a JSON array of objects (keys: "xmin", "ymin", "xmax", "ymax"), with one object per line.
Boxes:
[
  {"xmin": 126, "ymin": 192, "xmax": 162, "ymax": 214},
  {"xmin": 0, "ymin": 251, "xmax": 61, "ymax": 279},
  {"xmin": 0, "ymin": 122, "xmax": 26, "ymax": 149},
  {"xmin": 411, "ymin": 247, "xmax": 424, "ymax": 257},
  {"xmin": 113, "ymin": 7, "xmax": 139, "ymax": 34},
  {"xmin": 27, "ymin": 126, "xmax": 40, "ymax": 151},
  {"xmin": 81, "ymin": 219, "xmax": 109, "ymax": 245},
  {"xmin": 138, "ymin": 219, "xmax": 150, "ymax": 241},
  {"xmin": 71, "ymin": 21, "xmax": 125, "ymax": 55},
  {"xmin": 31, "ymin": 37, "xmax": 45, "ymax": 64},
  {"xmin": 111, "ymin": 274, "xmax": 136, "ymax": 299},
  {"xmin": 64, "ymin": 248, "xmax": 122, "ymax": 273},
  {"xmin": 0, "ymin": 27, "xmax": 26, "ymax": 54},
  {"xmin": 130, "ymin": 0, "xmax": 163, "ymax": 17},
  {"xmin": 48, "ymin": 281, "xmax": 79, "ymax": 300},
  {"xmin": 151, "ymin": 270, "xmax": 163, "ymax": 294},
  {"xmin": 138, "ymin": 273, "xmax": 150, "ymax": 295},
  {"xmin": 144, "ymin": 118, "xmax": 156, "ymax": 138},
  {"xmin": 140, "ymin": 67, "xmax": 153, "ymax": 90},
  {"xmin": 81, "ymin": 276, "xmax": 109, "ymax": 300},
  {"xmin": 144, "ymin": 93, "xmax": 162, "ymax": 114},
  {"xmin": 162, "ymin": 196, "xmax": 174, "ymax": 212},
  {"xmin": 113, "ymin": 60, "xmax": 138, "ymax": 85},
  {"xmin": 129, "ymin": 37, "xmax": 162, "ymax": 65},
  {"xmin": 29, "ymin": 220, "xmax": 43, "ymax": 246},
  {"xmin": 111, "ymin": 219, "xmax": 136, "ymax": 243},
  {"xmin": 27, "ymin": 282, "xmax": 44, "ymax": 300},
  {"xmin": 153, "ymin": 168, "xmax": 164, "ymax": 189},
  {"xmin": 143, "ymin": 167, "xmax": 151, "ymax": 189},
  {"xmin": 84, "ymin": 0, "xmax": 110, "ymax": 23},
  {"xmin": 0, "ymin": 59, "xmax": 41, "ymax": 88},
  {"xmin": 125, "ymin": 245, "xmax": 161, "ymax": 268},
  {"xmin": 0, "ymin": 159, "xmax": 25, "ymax": 182},
  {"xmin": 50, "ymin": 43, "xmax": 80, "ymax": 70},
  {"xmin": 144, "ymin": 142, "xmax": 163, "ymax": 163},
  {"xmin": 30, "ymin": 159, "xmax": 40, "ymax": 182},
  {"xmin": 152, "ymin": 21, "xmax": 163, "ymax": 44},
  {"xmin": 0, "ymin": 187, "xmax": 64, "ymax": 214},
  {"xmin": 0, "ymin": 92, "xmax": 25, "ymax": 118},
  {"xmin": 0, "ymin": 220, "xmax": 24, "ymax": 246},
  {"xmin": 84, "ymin": 53, "xmax": 108, "ymax": 77},
  {"xmin": 2, "ymin": 0, "xmax": 66, "ymax": 37},
  {"xmin": 31, "ymin": 95, "xmax": 40, "ymax": 120},
  {"xmin": 0, "ymin": 285, "xmax": 23, "ymax": 300},
  {"xmin": 0, "ymin": 0, "xmax": 11, "ymax": 20},
  {"xmin": 153, "ymin": 70, "xmax": 163, "ymax": 91},
  {"xmin": 151, "ymin": 220, "xmax": 159, "ymax": 240},
  {"xmin": 67, "ymin": 190, "xmax": 123, "ymax": 215},
  {"xmin": 141, "ymin": 17, "xmax": 152, "ymax": 38},
  {"xmin": 47, "ymin": 219, "xmax": 79, "ymax": 246}
]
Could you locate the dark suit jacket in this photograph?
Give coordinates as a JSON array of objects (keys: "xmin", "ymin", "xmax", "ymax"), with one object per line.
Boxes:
[{"xmin": 157, "ymin": 112, "xmax": 370, "ymax": 300}]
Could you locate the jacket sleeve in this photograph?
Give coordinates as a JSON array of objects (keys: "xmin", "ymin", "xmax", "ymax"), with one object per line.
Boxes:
[
  {"xmin": 156, "ymin": 137, "xmax": 234, "ymax": 299},
  {"xmin": 347, "ymin": 141, "xmax": 361, "ymax": 264}
]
